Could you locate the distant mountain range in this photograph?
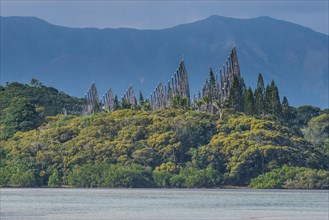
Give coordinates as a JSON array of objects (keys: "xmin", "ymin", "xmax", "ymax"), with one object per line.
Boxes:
[{"xmin": 1, "ymin": 15, "xmax": 328, "ymax": 108}]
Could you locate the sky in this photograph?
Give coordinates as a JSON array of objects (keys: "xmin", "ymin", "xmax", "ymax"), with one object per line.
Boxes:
[{"xmin": 1, "ymin": 1, "xmax": 328, "ymax": 35}]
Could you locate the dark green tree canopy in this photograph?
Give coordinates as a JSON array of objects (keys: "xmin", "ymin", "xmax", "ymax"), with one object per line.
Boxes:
[
  {"xmin": 3, "ymin": 98, "xmax": 41, "ymax": 139},
  {"xmin": 257, "ymin": 73, "xmax": 265, "ymax": 93},
  {"xmin": 228, "ymin": 74, "xmax": 243, "ymax": 112},
  {"xmin": 244, "ymin": 86, "xmax": 255, "ymax": 115},
  {"xmin": 265, "ymin": 80, "xmax": 282, "ymax": 116},
  {"xmin": 139, "ymin": 90, "xmax": 144, "ymax": 105},
  {"xmin": 209, "ymin": 68, "xmax": 216, "ymax": 101},
  {"xmin": 254, "ymin": 73, "xmax": 265, "ymax": 115}
]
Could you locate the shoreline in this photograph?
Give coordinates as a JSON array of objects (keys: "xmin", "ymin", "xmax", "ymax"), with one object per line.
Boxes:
[{"xmin": 1, "ymin": 186, "xmax": 328, "ymax": 190}]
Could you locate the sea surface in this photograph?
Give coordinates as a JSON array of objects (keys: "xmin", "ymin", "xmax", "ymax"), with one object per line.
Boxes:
[{"xmin": 0, "ymin": 188, "xmax": 328, "ymax": 219}]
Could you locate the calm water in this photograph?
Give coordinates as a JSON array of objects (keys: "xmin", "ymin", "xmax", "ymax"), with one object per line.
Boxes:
[{"xmin": 0, "ymin": 188, "xmax": 328, "ymax": 220}]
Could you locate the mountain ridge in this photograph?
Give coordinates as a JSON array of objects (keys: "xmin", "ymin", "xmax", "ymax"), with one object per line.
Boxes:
[{"xmin": 1, "ymin": 15, "xmax": 328, "ymax": 107}]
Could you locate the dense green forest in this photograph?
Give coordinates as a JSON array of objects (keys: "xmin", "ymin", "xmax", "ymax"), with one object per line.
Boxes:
[
  {"xmin": 0, "ymin": 80, "xmax": 83, "ymax": 139},
  {"xmin": 0, "ymin": 77, "xmax": 328, "ymax": 188}
]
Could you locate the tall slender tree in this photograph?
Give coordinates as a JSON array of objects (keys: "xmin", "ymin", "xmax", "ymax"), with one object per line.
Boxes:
[
  {"xmin": 265, "ymin": 80, "xmax": 282, "ymax": 116},
  {"xmin": 243, "ymin": 86, "xmax": 255, "ymax": 115},
  {"xmin": 254, "ymin": 73, "xmax": 265, "ymax": 115},
  {"xmin": 209, "ymin": 68, "xmax": 216, "ymax": 101},
  {"xmin": 264, "ymin": 84, "xmax": 272, "ymax": 114},
  {"xmin": 257, "ymin": 73, "xmax": 265, "ymax": 91},
  {"xmin": 139, "ymin": 90, "xmax": 144, "ymax": 105},
  {"xmin": 282, "ymin": 96, "xmax": 295, "ymax": 122},
  {"xmin": 228, "ymin": 75, "xmax": 243, "ymax": 112},
  {"xmin": 114, "ymin": 95, "xmax": 120, "ymax": 110},
  {"xmin": 206, "ymin": 68, "xmax": 217, "ymax": 114},
  {"xmin": 133, "ymin": 97, "xmax": 138, "ymax": 110},
  {"xmin": 282, "ymin": 96, "xmax": 289, "ymax": 114}
]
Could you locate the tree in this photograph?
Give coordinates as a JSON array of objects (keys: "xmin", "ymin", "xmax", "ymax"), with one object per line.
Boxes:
[
  {"xmin": 133, "ymin": 97, "xmax": 138, "ymax": 110},
  {"xmin": 48, "ymin": 169, "xmax": 62, "ymax": 187},
  {"xmin": 257, "ymin": 73, "xmax": 265, "ymax": 92},
  {"xmin": 303, "ymin": 113, "xmax": 329, "ymax": 156},
  {"xmin": 209, "ymin": 68, "xmax": 216, "ymax": 102},
  {"xmin": 264, "ymin": 80, "xmax": 281, "ymax": 116},
  {"xmin": 281, "ymin": 96, "xmax": 295, "ymax": 122},
  {"xmin": 3, "ymin": 98, "xmax": 41, "ymax": 139},
  {"xmin": 121, "ymin": 98, "xmax": 130, "ymax": 109},
  {"xmin": 228, "ymin": 75, "xmax": 243, "ymax": 112},
  {"xmin": 114, "ymin": 95, "xmax": 120, "ymax": 110},
  {"xmin": 142, "ymin": 100, "xmax": 151, "ymax": 111},
  {"xmin": 244, "ymin": 86, "xmax": 255, "ymax": 115},
  {"xmin": 250, "ymin": 166, "xmax": 329, "ymax": 189},
  {"xmin": 194, "ymin": 99, "xmax": 203, "ymax": 112},
  {"xmin": 92, "ymin": 99, "xmax": 101, "ymax": 114},
  {"xmin": 254, "ymin": 73, "xmax": 265, "ymax": 115},
  {"xmin": 139, "ymin": 90, "xmax": 144, "ymax": 105},
  {"xmin": 296, "ymin": 105, "xmax": 321, "ymax": 126},
  {"xmin": 213, "ymin": 99, "xmax": 225, "ymax": 119},
  {"xmin": 30, "ymin": 78, "xmax": 42, "ymax": 87},
  {"xmin": 201, "ymin": 95, "xmax": 212, "ymax": 113},
  {"xmin": 0, "ymin": 161, "xmax": 37, "ymax": 187},
  {"xmin": 170, "ymin": 95, "xmax": 189, "ymax": 110},
  {"xmin": 282, "ymin": 96, "xmax": 289, "ymax": 116},
  {"xmin": 0, "ymin": 82, "xmax": 83, "ymax": 117}
]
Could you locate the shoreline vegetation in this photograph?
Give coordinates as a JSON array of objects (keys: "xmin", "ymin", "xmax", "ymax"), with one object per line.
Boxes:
[
  {"xmin": 1, "ymin": 78, "xmax": 328, "ymax": 189},
  {"xmin": 0, "ymin": 185, "xmax": 251, "ymax": 189}
]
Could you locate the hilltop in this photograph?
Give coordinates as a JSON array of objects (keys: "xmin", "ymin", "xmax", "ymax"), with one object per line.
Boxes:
[{"xmin": 0, "ymin": 82, "xmax": 328, "ymax": 188}]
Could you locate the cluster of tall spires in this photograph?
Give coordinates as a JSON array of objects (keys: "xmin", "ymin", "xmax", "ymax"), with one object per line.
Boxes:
[
  {"xmin": 82, "ymin": 83, "xmax": 136, "ymax": 115},
  {"xmin": 200, "ymin": 47, "xmax": 243, "ymax": 101},
  {"xmin": 150, "ymin": 60, "xmax": 190, "ymax": 110},
  {"xmin": 82, "ymin": 46, "xmax": 243, "ymax": 115}
]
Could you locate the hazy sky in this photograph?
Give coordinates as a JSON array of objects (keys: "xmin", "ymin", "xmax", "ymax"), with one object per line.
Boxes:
[{"xmin": 1, "ymin": 1, "xmax": 328, "ymax": 35}]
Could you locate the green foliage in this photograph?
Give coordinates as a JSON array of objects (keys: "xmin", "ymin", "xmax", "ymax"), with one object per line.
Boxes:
[
  {"xmin": 201, "ymin": 95, "xmax": 212, "ymax": 113},
  {"xmin": 212, "ymin": 99, "xmax": 226, "ymax": 120},
  {"xmin": 170, "ymin": 95, "xmax": 189, "ymax": 110},
  {"xmin": 0, "ymin": 81, "xmax": 83, "ymax": 117},
  {"xmin": 66, "ymin": 163, "xmax": 153, "ymax": 188},
  {"xmin": 208, "ymin": 68, "xmax": 216, "ymax": 102},
  {"xmin": 254, "ymin": 73, "xmax": 265, "ymax": 115},
  {"xmin": 142, "ymin": 100, "xmax": 151, "ymax": 111},
  {"xmin": 264, "ymin": 80, "xmax": 282, "ymax": 116},
  {"xmin": 114, "ymin": 95, "xmax": 120, "ymax": 110},
  {"xmin": 153, "ymin": 162, "xmax": 181, "ymax": 187},
  {"xmin": 153, "ymin": 163, "xmax": 221, "ymax": 188},
  {"xmin": 30, "ymin": 78, "xmax": 42, "ymax": 87},
  {"xmin": 228, "ymin": 75, "xmax": 243, "ymax": 112},
  {"xmin": 296, "ymin": 105, "xmax": 322, "ymax": 126},
  {"xmin": 303, "ymin": 113, "xmax": 329, "ymax": 156},
  {"xmin": 207, "ymin": 115, "xmax": 326, "ymax": 185},
  {"xmin": 121, "ymin": 98, "xmax": 131, "ymax": 109},
  {"xmin": 2, "ymin": 98, "xmax": 41, "ymax": 139},
  {"xmin": 139, "ymin": 90, "xmax": 144, "ymax": 105},
  {"xmin": 243, "ymin": 86, "xmax": 255, "ymax": 115},
  {"xmin": 281, "ymin": 97, "xmax": 297, "ymax": 124},
  {"xmin": 48, "ymin": 169, "xmax": 62, "ymax": 187},
  {"xmin": 171, "ymin": 164, "xmax": 221, "ymax": 188},
  {"xmin": 250, "ymin": 165, "xmax": 329, "ymax": 189},
  {"xmin": 0, "ymin": 90, "xmax": 329, "ymax": 187},
  {"xmin": 0, "ymin": 161, "xmax": 37, "ymax": 187},
  {"xmin": 1, "ymin": 109, "xmax": 219, "ymax": 187}
]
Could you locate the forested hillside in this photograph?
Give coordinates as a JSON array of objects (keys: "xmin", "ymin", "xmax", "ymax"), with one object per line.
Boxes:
[
  {"xmin": 0, "ymin": 80, "xmax": 83, "ymax": 139},
  {"xmin": 1, "ymin": 86, "xmax": 328, "ymax": 188}
]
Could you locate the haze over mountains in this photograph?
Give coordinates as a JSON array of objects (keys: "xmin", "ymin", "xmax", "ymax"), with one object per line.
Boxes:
[{"xmin": 1, "ymin": 15, "xmax": 328, "ymax": 108}]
